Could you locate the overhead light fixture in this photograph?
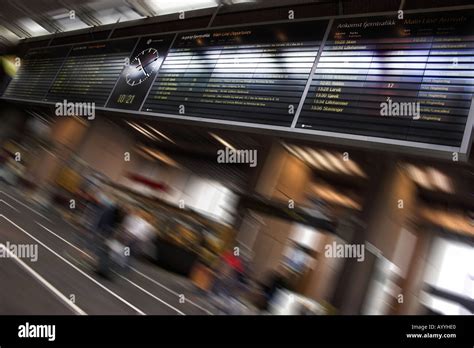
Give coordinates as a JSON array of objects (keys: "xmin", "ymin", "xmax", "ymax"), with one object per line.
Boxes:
[
  {"xmin": 17, "ymin": 18, "xmax": 49, "ymax": 36},
  {"xmin": 146, "ymin": 124, "xmax": 175, "ymax": 143},
  {"xmin": 145, "ymin": 0, "xmax": 218, "ymax": 16},
  {"xmin": 344, "ymin": 158, "xmax": 366, "ymax": 178},
  {"xmin": 127, "ymin": 121, "xmax": 160, "ymax": 141},
  {"xmin": 209, "ymin": 132, "xmax": 236, "ymax": 150},
  {"xmin": 138, "ymin": 145, "xmax": 180, "ymax": 167},
  {"xmin": 427, "ymin": 167, "xmax": 453, "ymax": 193},
  {"xmin": 49, "ymin": 9, "xmax": 90, "ymax": 31},
  {"xmin": 222, "ymin": 0, "xmax": 257, "ymax": 4},
  {"xmin": 321, "ymin": 150, "xmax": 351, "ymax": 175},
  {"xmin": 298, "ymin": 148, "xmax": 320, "ymax": 169},
  {"xmin": 405, "ymin": 164, "xmax": 453, "ymax": 193},
  {"xmin": 282, "ymin": 143, "xmax": 367, "ymax": 178},
  {"xmin": 282, "ymin": 143, "xmax": 297, "ymax": 156},
  {"xmin": 421, "ymin": 207, "xmax": 474, "ymax": 236},
  {"xmin": 0, "ymin": 28, "xmax": 20, "ymax": 44},
  {"xmin": 135, "ymin": 147, "xmax": 156, "ymax": 161},
  {"xmin": 310, "ymin": 149, "xmax": 334, "ymax": 172},
  {"xmin": 312, "ymin": 183, "xmax": 361, "ymax": 210}
]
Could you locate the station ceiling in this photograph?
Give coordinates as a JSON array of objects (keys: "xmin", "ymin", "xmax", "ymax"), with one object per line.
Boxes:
[{"xmin": 3, "ymin": 0, "xmax": 471, "ymax": 50}]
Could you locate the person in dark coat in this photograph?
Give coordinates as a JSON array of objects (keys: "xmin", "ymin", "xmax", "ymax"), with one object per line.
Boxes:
[{"xmin": 95, "ymin": 201, "xmax": 124, "ymax": 279}]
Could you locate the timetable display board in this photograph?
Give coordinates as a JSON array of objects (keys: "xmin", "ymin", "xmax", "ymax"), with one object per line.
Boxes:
[
  {"xmin": 142, "ymin": 21, "xmax": 328, "ymax": 127},
  {"xmin": 45, "ymin": 38, "xmax": 137, "ymax": 106},
  {"xmin": 2, "ymin": 9, "xmax": 474, "ymax": 156},
  {"xmin": 3, "ymin": 46, "xmax": 70, "ymax": 101},
  {"xmin": 107, "ymin": 34, "xmax": 175, "ymax": 110},
  {"xmin": 298, "ymin": 11, "xmax": 474, "ymax": 147}
]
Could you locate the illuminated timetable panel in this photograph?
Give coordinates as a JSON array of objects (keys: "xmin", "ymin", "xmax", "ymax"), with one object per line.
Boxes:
[
  {"xmin": 2, "ymin": 9, "xmax": 474, "ymax": 156},
  {"xmin": 45, "ymin": 38, "xmax": 137, "ymax": 106},
  {"xmin": 3, "ymin": 46, "xmax": 70, "ymax": 101},
  {"xmin": 142, "ymin": 21, "xmax": 328, "ymax": 127},
  {"xmin": 298, "ymin": 11, "xmax": 474, "ymax": 147}
]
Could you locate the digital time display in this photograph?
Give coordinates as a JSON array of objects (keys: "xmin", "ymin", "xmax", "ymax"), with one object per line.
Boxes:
[{"xmin": 116, "ymin": 94, "xmax": 136, "ymax": 104}]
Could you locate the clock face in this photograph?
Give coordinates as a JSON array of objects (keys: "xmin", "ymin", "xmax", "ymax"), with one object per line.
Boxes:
[{"xmin": 126, "ymin": 48, "xmax": 159, "ymax": 86}]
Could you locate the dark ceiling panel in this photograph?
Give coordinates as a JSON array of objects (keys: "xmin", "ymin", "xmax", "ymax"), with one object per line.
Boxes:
[
  {"xmin": 111, "ymin": 16, "xmax": 212, "ymax": 38},
  {"xmin": 212, "ymin": 2, "xmax": 338, "ymax": 27},
  {"xmin": 50, "ymin": 29, "xmax": 110, "ymax": 46},
  {"xmin": 404, "ymin": 0, "xmax": 474, "ymax": 10},
  {"xmin": 342, "ymin": 0, "xmax": 401, "ymax": 14}
]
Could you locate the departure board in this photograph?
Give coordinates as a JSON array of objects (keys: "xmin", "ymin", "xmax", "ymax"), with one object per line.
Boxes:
[
  {"xmin": 3, "ymin": 46, "xmax": 70, "ymax": 101},
  {"xmin": 142, "ymin": 21, "xmax": 329, "ymax": 127},
  {"xmin": 45, "ymin": 38, "xmax": 137, "ymax": 106},
  {"xmin": 2, "ymin": 9, "xmax": 474, "ymax": 155},
  {"xmin": 298, "ymin": 11, "xmax": 474, "ymax": 147},
  {"xmin": 107, "ymin": 34, "xmax": 175, "ymax": 110}
]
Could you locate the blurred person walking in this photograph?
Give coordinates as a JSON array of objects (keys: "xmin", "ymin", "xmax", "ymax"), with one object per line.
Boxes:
[
  {"xmin": 260, "ymin": 263, "xmax": 294, "ymax": 312},
  {"xmin": 209, "ymin": 249, "xmax": 251, "ymax": 314},
  {"xmin": 76, "ymin": 181, "xmax": 108, "ymax": 258},
  {"xmin": 94, "ymin": 195, "xmax": 125, "ymax": 279},
  {"xmin": 120, "ymin": 208, "xmax": 156, "ymax": 268}
]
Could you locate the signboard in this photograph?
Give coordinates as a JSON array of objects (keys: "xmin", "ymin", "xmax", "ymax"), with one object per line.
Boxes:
[
  {"xmin": 2, "ymin": 46, "xmax": 70, "ymax": 101},
  {"xmin": 142, "ymin": 21, "xmax": 328, "ymax": 126},
  {"xmin": 297, "ymin": 11, "xmax": 474, "ymax": 148},
  {"xmin": 44, "ymin": 38, "xmax": 137, "ymax": 106},
  {"xmin": 1, "ymin": 8, "xmax": 473, "ymax": 156}
]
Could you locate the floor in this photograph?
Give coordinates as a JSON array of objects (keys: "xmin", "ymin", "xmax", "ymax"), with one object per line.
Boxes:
[{"xmin": 0, "ymin": 183, "xmax": 218, "ymax": 315}]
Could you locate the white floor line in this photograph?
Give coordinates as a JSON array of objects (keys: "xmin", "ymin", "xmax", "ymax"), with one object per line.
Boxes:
[
  {"xmin": 0, "ymin": 243, "xmax": 87, "ymax": 315},
  {"xmin": 113, "ymin": 272, "xmax": 185, "ymax": 315},
  {"xmin": 36, "ymin": 221, "xmax": 189, "ymax": 315},
  {"xmin": 0, "ymin": 215, "xmax": 145, "ymax": 315},
  {"xmin": 0, "ymin": 191, "xmax": 51, "ymax": 222},
  {"xmin": 36, "ymin": 222, "xmax": 94, "ymax": 261},
  {"xmin": 0, "ymin": 199, "xmax": 20, "ymax": 213},
  {"xmin": 36, "ymin": 221, "xmax": 213, "ymax": 315},
  {"xmin": 130, "ymin": 266, "xmax": 214, "ymax": 315}
]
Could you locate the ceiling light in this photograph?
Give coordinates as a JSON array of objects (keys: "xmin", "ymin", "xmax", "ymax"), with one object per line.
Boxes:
[
  {"xmin": 427, "ymin": 167, "xmax": 453, "ymax": 193},
  {"xmin": 312, "ymin": 183, "xmax": 361, "ymax": 210},
  {"xmin": 310, "ymin": 149, "xmax": 333, "ymax": 171},
  {"xmin": 321, "ymin": 150, "xmax": 351, "ymax": 175},
  {"xmin": 127, "ymin": 121, "xmax": 160, "ymax": 141},
  {"xmin": 146, "ymin": 124, "xmax": 175, "ymax": 143},
  {"xmin": 300, "ymin": 147, "xmax": 324, "ymax": 170},
  {"xmin": 292, "ymin": 147, "xmax": 304, "ymax": 161},
  {"xmin": 405, "ymin": 164, "xmax": 433, "ymax": 191},
  {"xmin": 138, "ymin": 145, "xmax": 180, "ymax": 167},
  {"xmin": 17, "ymin": 18, "xmax": 49, "ymax": 36},
  {"xmin": 344, "ymin": 159, "xmax": 366, "ymax": 178},
  {"xmin": 210, "ymin": 132, "xmax": 236, "ymax": 150},
  {"xmin": 282, "ymin": 143, "xmax": 300, "ymax": 159},
  {"xmin": 145, "ymin": 0, "xmax": 218, "ymax": 16}
]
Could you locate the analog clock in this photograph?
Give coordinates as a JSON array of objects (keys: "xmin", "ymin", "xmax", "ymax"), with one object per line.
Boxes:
[{"xmin": 126, "ymin": 48, "xmax": 159, "ymax": 86}]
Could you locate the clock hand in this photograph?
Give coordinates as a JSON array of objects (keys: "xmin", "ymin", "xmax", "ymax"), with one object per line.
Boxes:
[{"xmin": 136, "ymin": 57, "xmax": 149, "ymax": 77}]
